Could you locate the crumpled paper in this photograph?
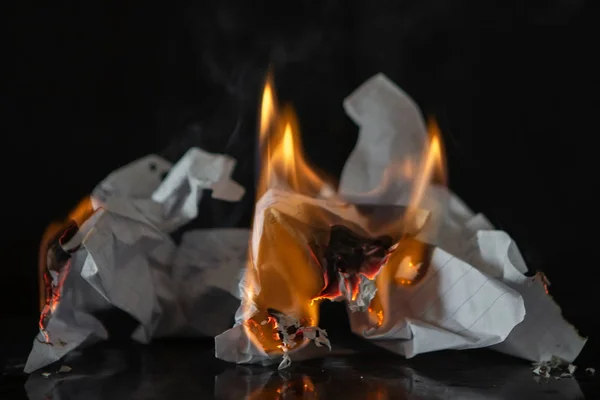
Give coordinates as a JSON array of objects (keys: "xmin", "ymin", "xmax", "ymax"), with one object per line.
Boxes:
[
  {"xmin": 25, "ymin": 148, "xmax": 249, "ymax": 373},
  {"xmin": 215, "ymin": 74, "xmax": 586, "ymax": 367},
  {"xmin": 341, "ymin": 74, "xmax": 586, "ymax": 363},
  {"xmin": 214, "ymin": 190, "xmax": 430, "ymax": 368}
]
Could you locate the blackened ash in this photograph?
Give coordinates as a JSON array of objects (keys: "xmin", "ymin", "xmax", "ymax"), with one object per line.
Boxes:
[
  {"xmin": 315, "ymin": 225, "xmax": 395, "ymax": 300},
  {"xmin": 45, "ymin": 220, "xmax": 78, "ymax": 272}
]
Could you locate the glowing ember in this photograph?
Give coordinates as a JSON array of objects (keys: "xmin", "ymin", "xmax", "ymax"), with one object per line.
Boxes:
[
  {"xmin": 368, "ymin": 307, "xmax": 384, "ymax": 327},
  {"xmin": 394, "ymin": 256, "xmax": 421, "ymax": 284},
  {"xmin": 38, "ymin": 221, "xmax": 78, "ymax": 343},
  {"xmin": 535, "ymin": 272, "xmax": 551, "ymax": 295},
  {"xmin": 38, "ymin": 197, "xmax": 94, "ymax": 343}
]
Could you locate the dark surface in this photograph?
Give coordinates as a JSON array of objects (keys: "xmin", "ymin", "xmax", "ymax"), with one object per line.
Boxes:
[{"xmin": 2, "ymin": 338, "xmax": 598, "ymax": 400}]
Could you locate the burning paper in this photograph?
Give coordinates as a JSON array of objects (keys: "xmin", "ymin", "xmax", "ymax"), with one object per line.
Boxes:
[
  {"xmin": 216, "ymin": 74, "xmax": 428, "ymax": 368},
  {"xmin": 26, "ymin": 148, "xmax": 249, "ymax": 373},
  {"xmin": 215, "ymin": 73, "xmax": 586, "ymax": 368}
]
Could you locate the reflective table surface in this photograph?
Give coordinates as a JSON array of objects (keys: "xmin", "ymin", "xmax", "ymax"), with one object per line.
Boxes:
[{"xmin": 2, "ymin": 337, "xmax": 598, "ymax": 400}]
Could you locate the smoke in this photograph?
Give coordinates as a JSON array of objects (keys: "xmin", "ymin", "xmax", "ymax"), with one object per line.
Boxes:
[{"xmin": 155, "ymin": 0, "xmax": 590, "ymax": 264}]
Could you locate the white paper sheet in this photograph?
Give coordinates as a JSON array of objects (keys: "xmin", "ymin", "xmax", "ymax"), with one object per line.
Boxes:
[
  {"xmin": 215, "ymin": 73, "xmax": 586, "ymax": 367},
  {"xmin": 25, "ymin": 148, "xmax": 249, "ymax": 373}
]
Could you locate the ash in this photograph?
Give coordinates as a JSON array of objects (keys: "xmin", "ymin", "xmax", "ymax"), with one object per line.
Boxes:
[
  {"xmin": 264, "ymin": 309, "xmax": 331, "ymax": 369},
  {"xmin": 531, "ymin": 356, "xmax": 577, "ymax": 380}
]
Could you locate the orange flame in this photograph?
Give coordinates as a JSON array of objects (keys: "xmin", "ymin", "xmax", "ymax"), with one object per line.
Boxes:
[
  {"xmin": 368, "ymin": 125, "xmax": 446, "ymax": 329},
  {"xmin": 256, "ymin": 73, "xmax": 332, "ymax": 200}
]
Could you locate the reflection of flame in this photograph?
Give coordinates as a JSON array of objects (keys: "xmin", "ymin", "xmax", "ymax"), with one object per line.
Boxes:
[
  {"xmin": 241, "ymin": 371, "xmax": 408, "ymax": 400},
  {"xmin": 248, "ymin": 375, "xmax": 317, "ymax": 400}
]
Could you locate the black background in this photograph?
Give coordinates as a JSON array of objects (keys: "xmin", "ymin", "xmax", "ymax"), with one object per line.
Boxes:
[{"xmin": 6, "ymin": 0, "xmax": 599, "ymax": 362}]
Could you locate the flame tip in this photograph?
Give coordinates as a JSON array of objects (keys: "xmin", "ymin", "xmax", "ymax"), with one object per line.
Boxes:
[{"xmin": 256, "ymin": 74, "xmax": 331, "ymax": 199}]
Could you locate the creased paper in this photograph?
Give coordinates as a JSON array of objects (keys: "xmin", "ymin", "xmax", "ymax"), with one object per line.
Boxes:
[
  {"xmin": 25, "ymin": 148, "xmax": 249, "ymax": 373},
  {"xmin": 341, "ymin": 74, "xmax": 586, "ymax": 363}
]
